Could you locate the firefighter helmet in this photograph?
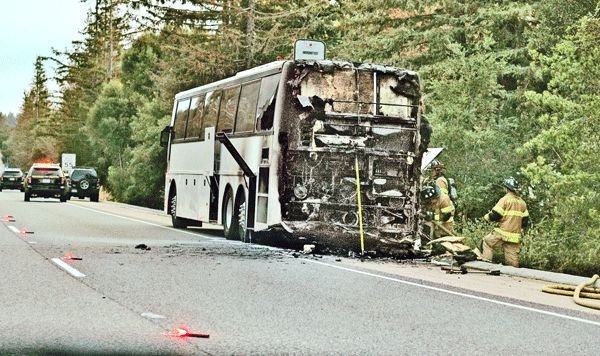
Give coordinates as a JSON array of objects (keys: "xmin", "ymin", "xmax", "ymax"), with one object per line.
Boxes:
[
  {"xmin": 503, "ymin": 177, "xmax": 519, "ymax": 192},
  {"xmin": 420, "ymin": 185, "xmax": 441, "ymax": 201},
  {"xmin": 430, "ymin": 160, "xmax": 444, "ymax": 171}
]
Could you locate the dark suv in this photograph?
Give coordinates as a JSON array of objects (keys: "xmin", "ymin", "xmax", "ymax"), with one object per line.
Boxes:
[
  {"xmin": 67, "ymin": 167, "xmax": 100, "ymax": 202},
  {"xmin": 24, "ymin": 164, "xmax": 68, "ymax": 202},
  {"xmin": 1, "ymin": 168, "xmax": 24, "ymax": 191}
]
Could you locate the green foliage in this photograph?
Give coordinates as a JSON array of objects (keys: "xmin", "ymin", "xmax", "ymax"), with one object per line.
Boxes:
[
  {"xmin": 87, "ymin": 80, "xmax": 142, "ymax": 184},
  {"xmin": 0, "ymin": 114, "xmax": 12, "ymax": 164},
  {"xmin": 520, "ymin": 225, "xmax": 600, "ymax": 277},
  {"xmin": 120, "ymin": 33, "xmax": 162, "ymax": 98},
  {"xmin": 529, "ymin": 0, "xmax": 598, "ymax": 54},
  {"xmin": 518, "ymin": 9, "xmax": 600, "ymax": 274},
  {"xmin": 106, "ymin": 97, "xmax": 171, "ymax": 209}
]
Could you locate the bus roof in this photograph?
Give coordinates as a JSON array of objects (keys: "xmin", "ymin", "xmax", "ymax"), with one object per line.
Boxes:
[
  {"xmin": 174, "ymin": 60, "xmax": 419, "ymax": 100},
  {"xmin": 175, "ymin": 61, "xmax": 286, "ymax": 100}
]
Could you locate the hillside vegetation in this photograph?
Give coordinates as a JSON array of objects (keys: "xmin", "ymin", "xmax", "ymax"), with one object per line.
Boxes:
[{"xmin": 2, "ymin": 0, "xmax": 600, "ymax": 275}]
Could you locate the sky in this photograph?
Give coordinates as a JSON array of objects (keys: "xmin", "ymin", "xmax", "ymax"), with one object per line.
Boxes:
[{"xmin": 0, "ymin": 0, "xmax": 90, "ymax": 116}]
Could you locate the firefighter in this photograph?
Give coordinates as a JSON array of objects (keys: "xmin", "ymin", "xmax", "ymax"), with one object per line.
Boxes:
[
  {"xmin": 430, "ymin": 160, "xmax": 449, "ymax": 195},
  {"xmin": 481, "ymin": 177, "xmax": 529, "ymax": 267},
  {"xmin": 420, "ymin": 185, "xmax": 455, "ymax": 242}
]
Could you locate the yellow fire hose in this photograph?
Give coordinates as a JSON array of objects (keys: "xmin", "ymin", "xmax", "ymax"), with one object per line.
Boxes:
[{"xmin": 542, "ymin": 274, "xmax": 600, "ymax": 310}]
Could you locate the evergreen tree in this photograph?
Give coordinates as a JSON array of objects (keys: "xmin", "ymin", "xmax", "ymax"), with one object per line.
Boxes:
[
  {"xmin": 87, "ymin": 80, "xmax": 141, "ymax": 193},
  {"xmin": 4, "ymin": 57, "xmax": 56, "ymax": 168},
  {"xmin": 0, "ymin": 114, "xmax": 11, "ymax": 164},
  {"xmin": 51, "ymin": 0, "xmax": 130, "ymax": 169},
  {"xmin": 521, "ymin": 10, "xmax": 600, "ymax": 256}
]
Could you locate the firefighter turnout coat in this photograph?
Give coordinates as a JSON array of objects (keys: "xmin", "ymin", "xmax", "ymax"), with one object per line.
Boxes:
[
  {"xmin": 484, "ymin": 191, "xmax": 529, "ymax": 243},
  {"xmin": 435, "ymin": 176, "xmax": 449, "ymax": 195},
  {"xmin": 431, "ymin": 192, "xmax": 455, "ymax": 237}
]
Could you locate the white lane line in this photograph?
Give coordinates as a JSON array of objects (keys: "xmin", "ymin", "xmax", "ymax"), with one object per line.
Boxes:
[
  {"xmin": 68, "ymin": 204, "xmax": 222, "ymax": 240},
  {"xmin": 141, "ymin": 312, "xmax": 166, "ymax": 319},
  {"xmin": 51, "ymin": 258, "xmax": 86, "ymax": 278},
  {"xmin": 304, "ymin": 259, "xmax": 600, "ymax": 327},
  {"xmin": 8, "ymin": 225, "xmax": 20, "ymax": 233}
]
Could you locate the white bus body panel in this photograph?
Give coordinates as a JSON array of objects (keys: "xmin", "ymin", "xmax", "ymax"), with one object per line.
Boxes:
[{"xmin": 168, "ymin": 128, "xmax": 215, "ymax": 221}]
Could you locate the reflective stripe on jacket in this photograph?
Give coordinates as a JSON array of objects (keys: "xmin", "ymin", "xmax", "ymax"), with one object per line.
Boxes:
[
  {"xmin": 433, "ymin": 193, "xmax": 454, "ymax": 222},
  {"xmin": 490, "ymin": 192, "xmax": 528, "ymax": 243}
]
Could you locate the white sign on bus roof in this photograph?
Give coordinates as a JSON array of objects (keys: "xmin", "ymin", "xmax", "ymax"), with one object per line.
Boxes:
[{"xmin": 294, "ymin": 39, "xmax": 326, "ymax": 60}]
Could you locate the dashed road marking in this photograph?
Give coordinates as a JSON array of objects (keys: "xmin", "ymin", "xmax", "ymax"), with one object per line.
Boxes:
[
  {"xmin": 51, "ymin": 258, "xmax": 86, "ymax": 278},
  {"xmin": 141, "ymin": 312, "xmax": 166, "ymax": 319}
]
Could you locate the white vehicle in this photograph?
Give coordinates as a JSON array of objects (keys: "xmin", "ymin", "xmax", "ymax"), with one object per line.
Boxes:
[{"xmin": 161, "ymin": 59, "xmax": 425, "ymax": 255}]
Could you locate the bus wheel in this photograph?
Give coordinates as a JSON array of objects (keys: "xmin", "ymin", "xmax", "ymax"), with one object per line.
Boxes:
[
  {"xmin": 223, "ymin": 188, "xmax": 239, "ymax": 240},
  {"xmin": 171, "ymin": 194, "xmax": 188, "ymax": 229},
  {"xmin": 236, "ymin": 191, "xmax": 248, "ymax": 243}
]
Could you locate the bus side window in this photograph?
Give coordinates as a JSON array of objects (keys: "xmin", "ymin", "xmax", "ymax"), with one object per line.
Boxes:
[
  {"xmin": 217, "ymin": 86, "xmax": 240, "ymax": 133},
  {"xmin": 358, "ymin": 70, "xmax": 374, "ymax": 115},
  {"xmin": 173, "ymin": 98, "xmax": 191, "ymax": 140},
  {"xmin": 301, "ymin": 69, "xmax": 356, "ymax": 113},
  {"xmin": 202, "ymin": 90, "xmax": 222, "ymax": 133},
  {"xmin": 235, "ymin": 80, "xmax": 261, "ymax": 133},
  {"xmin": 186, "ymin": 95, "xmax": 205, "ymax": 140},
  {"xmin": 378, "ymin": 74, "xmax": 410, "ymax": 118},
  {"xmin": 256, "ymin": 74, "xmax": 280, "ymax": 131}
]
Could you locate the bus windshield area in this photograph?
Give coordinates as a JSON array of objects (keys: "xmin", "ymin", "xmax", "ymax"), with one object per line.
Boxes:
[{"xmin": 290, "ymin": 62, "xmax": 420, "ymax": 153}]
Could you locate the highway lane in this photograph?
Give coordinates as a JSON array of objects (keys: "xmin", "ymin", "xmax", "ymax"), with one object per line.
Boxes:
[{"xmin": 2, "ymin": 191, "xmax": 600, "ymax": 355}]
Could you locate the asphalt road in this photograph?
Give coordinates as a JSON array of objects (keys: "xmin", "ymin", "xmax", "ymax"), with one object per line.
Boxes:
[{"xmin": 1, "ymin": 191, "xmax": 600, "ymax": 355}]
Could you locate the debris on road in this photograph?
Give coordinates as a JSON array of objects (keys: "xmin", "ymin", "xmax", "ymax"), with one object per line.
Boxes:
[
  {"xmin": 441, "ymin": 266, "xmax": 500, "ymax": 275},
  {"xmin": 426, "ymin": 236, "xmax": 479, "ymax": 265},
  {"xmin": 303, "ymin": 244, "xmax": 315, "ymax": 254},
  {"xmin": 135, "ymin": 244, "xmax": 151, "ymax": 251}
]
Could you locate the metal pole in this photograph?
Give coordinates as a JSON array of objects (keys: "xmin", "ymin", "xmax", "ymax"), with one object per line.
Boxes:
[{"xmin": 355, "ymin": 156, "xmax": 365, "ymax": 255}]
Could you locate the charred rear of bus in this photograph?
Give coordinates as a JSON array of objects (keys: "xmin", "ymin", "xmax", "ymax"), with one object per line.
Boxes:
[{"xmin": 276, "ymin": 61, "xmax": 423, "ymax": 256}]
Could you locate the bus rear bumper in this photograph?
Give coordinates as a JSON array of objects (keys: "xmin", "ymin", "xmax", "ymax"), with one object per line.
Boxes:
[{"xmin": 260, "ymin": 221, "xmax": 415, "ymax": 258}]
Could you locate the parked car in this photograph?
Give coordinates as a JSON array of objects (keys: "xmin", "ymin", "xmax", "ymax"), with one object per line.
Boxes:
[
  {"xmin": 1, "ymin": 168, "xmax": 24, "ymax": 191},
  {"xmin": 24, "ymin": 164, "xmax": 68, "ymax": 202},
  {"xmin": 67, "ymin": 167, "xmax": 100, "ymax": 202}
]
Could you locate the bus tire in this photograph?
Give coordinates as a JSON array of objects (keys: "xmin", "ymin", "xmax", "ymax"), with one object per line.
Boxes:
[
  {"xmin": 223, "ymin": 188, "xmax": 239, "ymax": 240},
  {"xmin": 171, "ymin": 193, "xmax": 188, "ymax": 229}
]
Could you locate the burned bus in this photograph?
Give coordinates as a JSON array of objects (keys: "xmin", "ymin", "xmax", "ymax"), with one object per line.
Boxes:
[{"xmin": 160, "ymin": 59, "xmax": 425, "ymax": 256}]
